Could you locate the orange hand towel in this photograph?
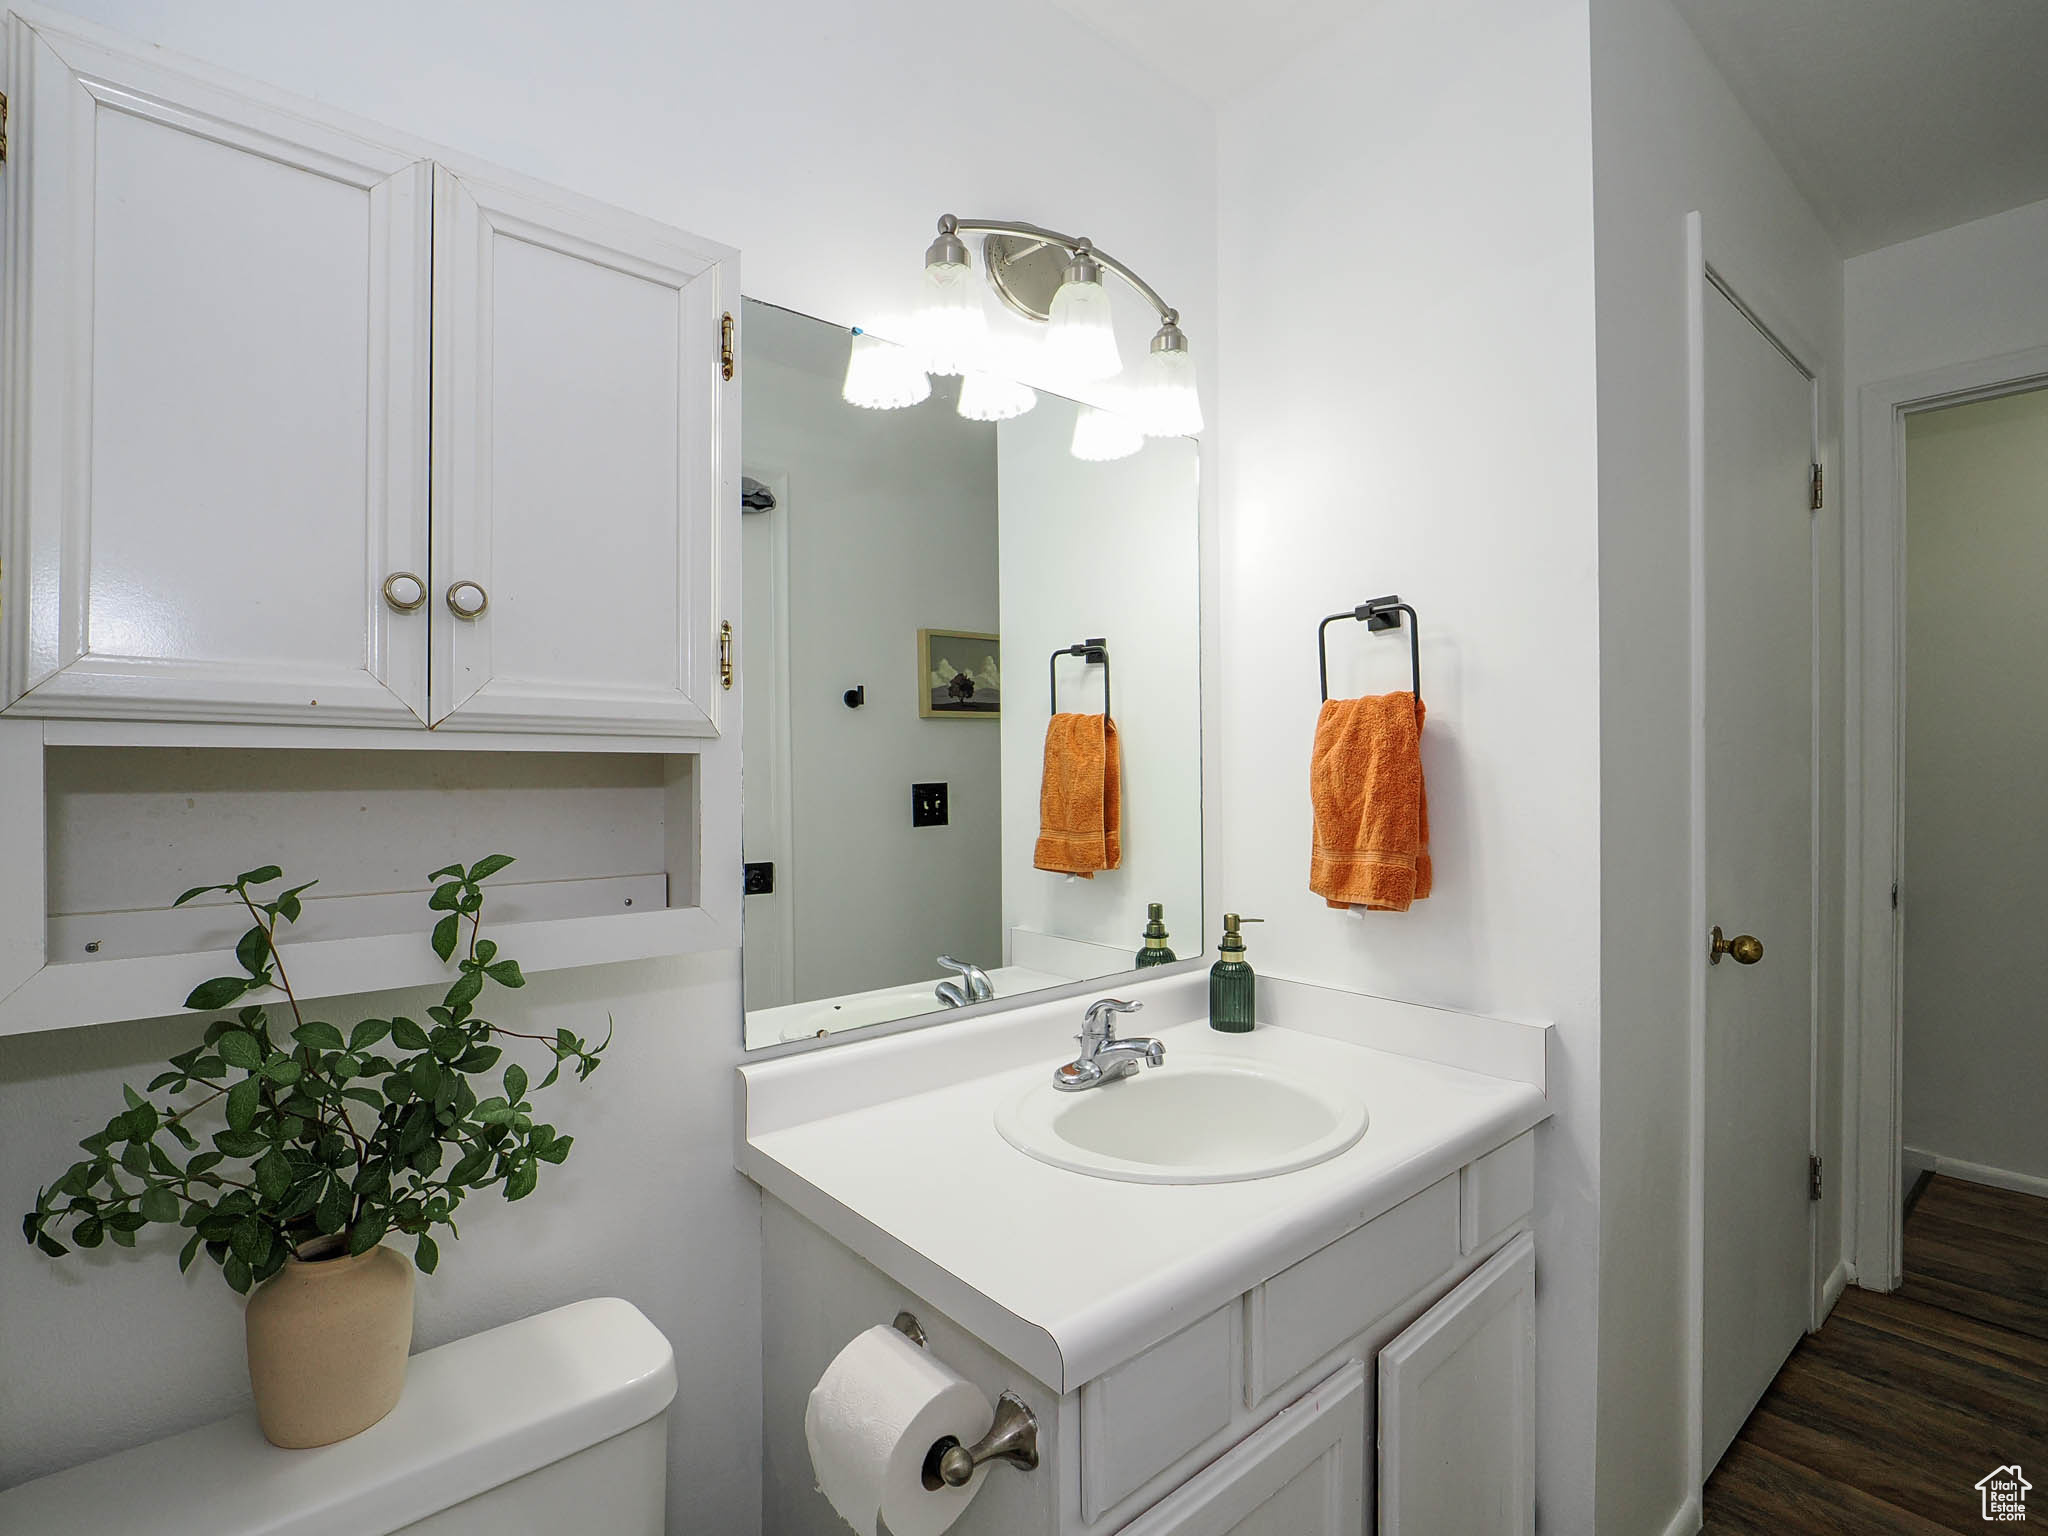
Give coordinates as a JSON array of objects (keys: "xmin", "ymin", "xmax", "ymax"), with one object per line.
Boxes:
[
  {"xmin": 1034, "ymin": 713, "xmax": 1122, "ymax": 877},
  {"xmin": 1309, "ymin": 692, "xmax": 1431, "ymax": 911}
]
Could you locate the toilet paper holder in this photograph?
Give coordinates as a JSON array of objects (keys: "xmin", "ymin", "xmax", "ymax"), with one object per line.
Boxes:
[{"xmin": 891, "ymin": 1312, "xmax": 1041, "ymax": 1490}]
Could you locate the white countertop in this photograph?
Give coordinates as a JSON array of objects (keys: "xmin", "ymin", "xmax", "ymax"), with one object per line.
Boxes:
[{"xmin": 736, "ymin": 974, "xmax": 1550, "ymax": 1392}]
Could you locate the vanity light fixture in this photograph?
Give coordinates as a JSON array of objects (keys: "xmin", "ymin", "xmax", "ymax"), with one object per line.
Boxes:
[
  {"xmin": 1043, "ymin": 243, "xmax": 1121, "ymax": 382},
  {"xmin": 912, "ymin": 216, "xmax": 988, "ymax": 375},
  {"xmin": 956, "ymin": 370, "xmax": 1038, "ymax": 422},
  {"xmin": 841, "ymin": 327, "xmax": 931, "ymax": 410},
  {"xmin": 1070, "ymin": 404, "xmax": 1145, "ymax": 462},
  {"xmin": 1133, "ymin": 312, "xmax": 1203, "ymax": 436}
]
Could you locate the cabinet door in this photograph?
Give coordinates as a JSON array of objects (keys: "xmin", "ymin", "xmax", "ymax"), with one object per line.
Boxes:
[
  {"xmin": 428, "ymin": 165, "xmax": 734, "ymax": 736},
  {"xmin": 1378, "ymin": 1231, "xmax": 1535, "ymax": 1536},
  {"xmin": 1, "ymin": 16, "xmax": 432, "ymax": 724},
  {"xmin": 1114, "ymin": 1361, "xmax": 1366, "ymax": 1536}
]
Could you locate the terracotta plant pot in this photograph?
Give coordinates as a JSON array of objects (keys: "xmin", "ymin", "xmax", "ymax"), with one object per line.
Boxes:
[{"xmin": 244, "ymin": 1234, "xmax": 415, "ymax": 1448}]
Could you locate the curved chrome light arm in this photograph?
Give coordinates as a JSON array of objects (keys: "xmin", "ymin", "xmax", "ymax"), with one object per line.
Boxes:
[{"xmin": 943, "ymin": 215, "xmax": 1178, "ymax": 324}]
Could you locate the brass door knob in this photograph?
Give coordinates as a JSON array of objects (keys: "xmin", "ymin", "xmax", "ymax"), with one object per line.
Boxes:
[{"xmin": 1709, "ymin": 926, "xmax": 1763, "ymax": 966}]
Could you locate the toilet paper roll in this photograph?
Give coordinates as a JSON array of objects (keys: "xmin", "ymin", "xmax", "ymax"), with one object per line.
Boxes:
[{"xmin": 805, "ymin": 1324, "xmax": 993, "ymax": 1536}]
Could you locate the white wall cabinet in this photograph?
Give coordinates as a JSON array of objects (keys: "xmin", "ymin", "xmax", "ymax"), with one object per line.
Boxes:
[{"xmin": 1, "ymin": 12, "xmax": 734, "ymax": 739}]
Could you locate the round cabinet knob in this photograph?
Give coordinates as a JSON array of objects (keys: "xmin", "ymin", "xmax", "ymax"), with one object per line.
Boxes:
[
  {"xmin": 381, "ymin": 571, "xmax": 426, "ymax": 612},
  {"xmin": 445, "ymin": 580, "xmax": 489, "ymax": 620},
  {"xmin": 1709, "ymin": 925, "xmax": 1764, "ymax": 965}
]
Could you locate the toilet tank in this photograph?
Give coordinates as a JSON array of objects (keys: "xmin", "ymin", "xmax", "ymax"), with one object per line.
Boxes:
[{"xmin": 0, "ymin": 1297, "xmax": 677, "ymax": 1536}]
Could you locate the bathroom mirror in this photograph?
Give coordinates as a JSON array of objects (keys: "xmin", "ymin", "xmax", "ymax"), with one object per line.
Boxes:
[{"xmin": 739, "ymin": 298, "xmax": 1202, "ymax": 1048}]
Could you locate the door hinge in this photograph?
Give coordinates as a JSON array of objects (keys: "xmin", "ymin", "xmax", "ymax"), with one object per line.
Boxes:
[
  {"xmin": 1891, "ymin": 882, "xmax": 1899, "ymax": 911},
  {"xmin": 719, "ymin": 311, "xmax": 735, "ymax": 382},
  {"xmin": 1809, "ymin": 1154, "xmax": 1824, "ymax": 1201},
  {"xmin": 1809, "ymin": 461, "xmax": 1824, "ymax": 511},
  {"xmin": 718, "ymin": 619, "xmax": 733, "ymax": 690},
  {"xmin": 1, "ymin": 91, "xmax": 11, "ymax": 164}
]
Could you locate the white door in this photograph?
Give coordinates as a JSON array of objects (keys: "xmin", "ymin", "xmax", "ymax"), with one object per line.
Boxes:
[
  {"xmin": 0, "ymin": 16, "xmax": 432, "ymax": 725},
  {"xmin": 1378, "ymin": 1233, "xmax": 1536, "ymax": 1536},
  {"xmin": 1114, "ymin": 1360, "xmax": 1366, "ymax": 1536},
  {"xmin": 741, "ymin": 471, "xmax": 795, "ymax": 1013},
  {"xmin": 1701, "ymin": 280, "xmax": 1817, "ymax": 1470},
  {"xmin": 428, "ymin": 165, "xmax": 734, "ymax": 737}
]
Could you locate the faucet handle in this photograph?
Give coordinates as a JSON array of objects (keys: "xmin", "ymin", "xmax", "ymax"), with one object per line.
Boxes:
[
  {"xmin": 1082, "ymin": 997, "xmax": 1142, "ymax": 1040},
  {"xmin": 937, "ymin": 954, "xmax": 972, "ymax": 978}
]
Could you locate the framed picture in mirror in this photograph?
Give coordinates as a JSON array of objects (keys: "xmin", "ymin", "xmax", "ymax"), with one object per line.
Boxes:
[{"xmin": 918, "ymin": 629, "xmax": 1001, "ymax": 719}]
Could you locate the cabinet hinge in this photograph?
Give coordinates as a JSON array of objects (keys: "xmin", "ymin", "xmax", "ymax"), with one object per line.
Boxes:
[
  {"xmin": 719, "ymin": 311, "xmax": 735, "ymax": 382},
  {"xmin": 1809, "ymin": 1154, "xmax": 1824, "ymax": 1202},
  {"xmin": 1809, "ymin": 461, "xmax": 1823, "ymax": 511},
  {"xmin": 718, "ymin": 619, "xmax": 733, "ymax": 690}
]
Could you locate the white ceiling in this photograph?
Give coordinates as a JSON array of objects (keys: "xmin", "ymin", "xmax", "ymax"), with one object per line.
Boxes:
[
  {"xmin": 1047, "ymin": 0, "xmax": 2048, "ymax": 257},
  {"xmin": 1671, "ymin": 0, "xmax": 2048, "ymax": 255}
]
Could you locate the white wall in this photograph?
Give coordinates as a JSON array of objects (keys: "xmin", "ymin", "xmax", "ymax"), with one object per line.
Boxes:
[
  {"xmin": 997, "ymin": 397, "xmax": 1204, "ymax": 964},
  {"xmin": 743, "ymin": 314, "xmax": 1002, "ymax": 1004},
  {"xmin": 1901, "ymin": 388, "xmax": 2048, "ymax": 1184},
  {"xmin": 1215, "ymin": 0, "xmax": 1604, "ymax": 1524},
  {"xmin": 2, "ymin": 2, "xmax": 1219, "ymax": 1526},
  {"xmin": 1586, "ymin": 1, "xmax": 1844, "ymax": 1529}
]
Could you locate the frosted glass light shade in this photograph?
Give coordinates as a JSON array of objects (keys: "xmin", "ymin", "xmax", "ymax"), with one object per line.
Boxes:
[
  {"xmin": 1135, "ymin": 344, "xmax": 1204, "ymax": 436},
  {"xmin": 912, "ymin": 260, "xmax": 988, "ymax": 375},
  {"xmin": 956, "ymin": 371, "xmax": 1037, "ymax": 422},
  {"xmin": 1045, "ymin": 276, "xmax": 1122, "ymax": 382},
  {"xmin": 841, "ymin": 329, "xmax": 931, "ymax": 410},
  {"xmin": 1070, "ymin": 405, "xmax": 1144, "ymax": 462}
]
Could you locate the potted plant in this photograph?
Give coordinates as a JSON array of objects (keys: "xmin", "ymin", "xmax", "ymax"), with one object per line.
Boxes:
[{"xmin": 20, "ymin": 855, "xmax": 608, "ymax": 1448}]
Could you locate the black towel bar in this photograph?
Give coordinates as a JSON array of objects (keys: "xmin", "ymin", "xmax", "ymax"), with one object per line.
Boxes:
[
  {"xmin": 1049, "ymin": 639, "xmax": 1110, "ymax": 716},
  {"xmin": 1318, "ymin": 597, "xmax": 1420, "ymax": 704}
]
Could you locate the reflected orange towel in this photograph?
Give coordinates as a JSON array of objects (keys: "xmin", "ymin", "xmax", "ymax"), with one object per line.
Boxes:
[
  {"xmin": 1309, "ymin": 693, "xmax": 1431, "ymax": 911},
  {"xmin": 1034, "ymin": 713, "xmax": 1122, "ymax": 877}
]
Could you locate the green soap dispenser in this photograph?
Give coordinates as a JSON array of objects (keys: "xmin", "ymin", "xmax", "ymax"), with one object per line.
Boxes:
[
  {"xmin": 1135, "ymin": 903, "xmax": 1178, "ymax": 968},
  {"xmin": 1209, "ymin": 913, "xmax": 1263, "ymax": 1031}
]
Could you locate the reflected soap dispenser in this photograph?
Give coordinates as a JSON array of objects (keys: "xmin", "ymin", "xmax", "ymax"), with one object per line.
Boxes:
[
  {"xmin": 1208, "ymin": 913, "xmax": 1263, "ymax": 1032},
  {"xmin": 1135, "ymin": 903, "xmax": 1177, "ymax": 968}
]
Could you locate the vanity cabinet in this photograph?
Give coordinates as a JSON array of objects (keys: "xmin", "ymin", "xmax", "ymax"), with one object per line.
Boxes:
[{"xmin": 0, "ymin": 12, "xmax": 734, "ymax": 738}]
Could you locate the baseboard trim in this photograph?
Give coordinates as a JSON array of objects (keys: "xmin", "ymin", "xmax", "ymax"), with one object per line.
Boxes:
[
  {"xmin": 1659, "ymin": 1491, "xmax": 1703, "ymax": 1536},
  {"xmin": 1905, "ymin": 1147, "xmax": 2048, "ymax": 1200},
  {"xmin": 1819, "ymin": 1258, "xmax": 1849, "ymax": 1322}
]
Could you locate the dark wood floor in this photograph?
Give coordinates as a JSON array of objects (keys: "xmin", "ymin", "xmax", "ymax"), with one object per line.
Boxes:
[{"xmin": 1703, "ymin": 1175, "xmax": 2048, "ymax": 1533}]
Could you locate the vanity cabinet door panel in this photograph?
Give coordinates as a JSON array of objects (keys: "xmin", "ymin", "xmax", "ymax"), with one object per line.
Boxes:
[
  {"xmin": 1378, "ymin": 1231, "xmax": 1535, "ymax": 1536},
  {"xmin": 1113, "ymin": 1360, "xmax": 1366, "ymax": 1536},
  {"xmin": 428, "ymin": 165, "xmax": 734, "ymax": 737},
  {"xmin": 1, "ymin": 16, "xmax": 432, "ymax": 724},
  {"xmin": 1081, "ymin": 1304, "xmax": 1239, "ymax": 1521}
]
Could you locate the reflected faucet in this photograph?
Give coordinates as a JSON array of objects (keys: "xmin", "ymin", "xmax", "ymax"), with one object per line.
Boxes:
[{"xmin": 936, "ymin": 955, "xmax": 994, "ymax": 1009}]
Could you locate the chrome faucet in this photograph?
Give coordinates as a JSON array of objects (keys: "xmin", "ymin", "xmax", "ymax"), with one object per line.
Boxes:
[
  {"xmin": 936, "ymin": 955, "xmax": 994, "ymax": 1009},
  {"xmin": 1054, "ymin": 998, "xmax": 1165, "ymax": 1092}
]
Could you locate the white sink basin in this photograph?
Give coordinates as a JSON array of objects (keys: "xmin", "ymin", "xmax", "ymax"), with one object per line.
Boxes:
[{"xmin": 995, "ymin": 1054, "xmax": 1369, "ymax": 1184}]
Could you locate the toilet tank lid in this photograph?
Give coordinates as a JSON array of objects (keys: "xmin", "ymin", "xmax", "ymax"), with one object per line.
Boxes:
[{"xmin": 0, "ymin": 1296, "xmax": 677, "ymax": 1536}]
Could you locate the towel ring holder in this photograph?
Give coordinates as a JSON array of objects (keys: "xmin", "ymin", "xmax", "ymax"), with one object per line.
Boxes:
[
  {"xmin": 1318, "ymin": 596, "xmax": 1419, "ymax": 705},
  {"xmin": 1049, "ymin": 638, "xmax": 1111, "ymax": 716}
]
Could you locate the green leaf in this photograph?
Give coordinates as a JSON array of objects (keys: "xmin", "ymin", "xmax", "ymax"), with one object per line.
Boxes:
[
  {"xmin": 409, "ymin": 1058, "xmax": 443, "ymax": 1099},
  {"xmin": 342, "ymin": 1086, "xmax": 386, "ymax": 1110},
  {"xmin": 235, "ymin": 865, "xmax": 284, "ymax": 887},
  {"xmin": 254, "ymin": 1149, "xmax": 292, "ymax": 1203},
  {"xmin": 503, "ymin": 1063, "xmax": 528, "ymax": 1104},
  {"xmin": 184, "ymin": 975, "xmax": 252, "ymax": 1013},
  {"xmin": 428, "ymin": 882, "xmax": 464, "ymax": 912},
  {"xmin": 449, "ymin": 1148, "xmax": 491, "ymax": 1186},
  {"xmin": 173, "ymin": 884, "xmax": 223, "ymax": 907},
  {"xmin": 413, "ymin": 1233, "xmax": 439, "ymax": 1274},
  {"xmin": 176, "ymin": 1232, "xmax": 202, "ymax": 1272},
  {"xmin": 390, "ymin": 1017, "xmax": 431, "ymax": 1052},
  {"xmin": 473, "ymin": 938, "xmax": 498, "ymax": 965},
  {"xmin": 139, "ymin": 1185, "xmax": 180, "ymax": 1224},
  {"xmin": 345, "ymin": 1209, "xmax": 389, "ymax": 1256},
  {"xmin": 223, "ymin": 1254, "xmax": 253, "ymax": 1294},
  {"xmin": 230, "ymin": 1215, "xmax": 272, "ymax": 1266},
  {"xmin": 454, "ymin": 1044, "xmax": 501, "ymax": 1073},
  {"xmin": 467, "ymin": 853, "xmax": 515, "ymax": 882},
  {"xmin": 213, "ymin": 1129, "xmax": 267, "ymax": 1159},
  {"xmin": 36, "ymin": 1232, "xmax": 68, "ymax": 1258},
  {"xmin": 484, "ymin": 959, "xmax": 526, "ymax": 989},
  {"xmin": 429, "ymin": 1025, "xmax": 467, "ymax": 1062},
  {"xmin": 349, "ymin": 1018, "xmax": 392, "ymax": 1051},
  {"xmin": 274, "ymin": 882, "xmax": 317, "ymax": 924},
  {"xmin": 216, "ymin": 1030, "xmax": 263, "ymax": 1069},
  {"xmin": 120, "ymin": 1141, "xmax": 150, "ymax": 1176},
  {"xmin": 430, "ymin": 912, "xmax": 461, "ymax": 962},
  {"xmin": 225, "ymin": 1077, "xmax": 261, "ymax": 1132},
  {"xmin": 74, "ymin": 1217, "xmax": 104, "ymax": 1249},
  {"xmin": 235, "ymin": 926, "xmax": 272, "ymax": 977},
  {"xmin": 165, "ymin": 1119, "xmax": 200, "ymax": 1152},
  {"xmin": 187, "ymin": 1150, "xmax": 224, "ymax": 1177},
  {"xmin": 504, "ymin": 1160, "xmax": 539, "ymax": 1202},
  {"xmin": 147, "ymin": 1069, "xmax": 185, "ymax": 1092},
  {"xmin": 315, "ymin": 1176, "xmax": 349, "ymax": 1235},
  {"xmin": 445, "ymin": 971, "xmax": 483, "ymax": 1012},
  {"xmin": 536, "ymin": 1134, "xmax": 572, "ymax": 1165},
  {"xmin": 260, "ymin": 1055, "xmax": 302, "ymax": 1086},
  {"xmin": 293, "ymin": 1021, "xmax": 347, "ymax": 1051},
  {"xmin": 426, "ymin": 862, "xmax": 466, "ymax": 882}
]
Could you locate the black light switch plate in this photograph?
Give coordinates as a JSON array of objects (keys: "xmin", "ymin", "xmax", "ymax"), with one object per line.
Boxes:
[{"xmin": 911, "ymin": 782, "xmax": 949, "ymax": 827}]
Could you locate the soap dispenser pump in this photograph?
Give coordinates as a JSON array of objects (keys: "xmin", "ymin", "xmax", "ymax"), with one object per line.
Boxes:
[
  {"xmin": 1209, "ymin": 913, "xmax": 1263, "ymax": 1032},
  {"xmin": 1135, "ymin": 903, "xmax": 1177, "ymax": 969}
]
